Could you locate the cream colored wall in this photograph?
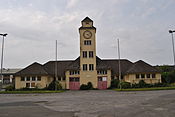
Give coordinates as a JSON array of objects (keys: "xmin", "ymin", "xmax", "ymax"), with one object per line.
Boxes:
[
  {"xmin": 15, "ymin": 76, "xmax": 52, "ymax": 89},
  {"xmin": 80, "ymin": 71, "xmax": 98, "ymax": 88},
  {"xmin": 124, "ymin": 73, "xmax": 162, "ymax": 84},
  {"xmin": 15, "ymin": 76, "xmax": 25, "ymax": 89}
]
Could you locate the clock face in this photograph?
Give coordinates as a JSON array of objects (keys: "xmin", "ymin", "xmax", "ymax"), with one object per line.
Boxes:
[{"xmin": 83, "ymin": 30, "xmax": 92, "ymax": 39}]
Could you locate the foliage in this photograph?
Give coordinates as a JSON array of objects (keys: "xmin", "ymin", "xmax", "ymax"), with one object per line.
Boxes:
[
  {"xmin": 87, "ymin": 82, "xmax": 93, "ymax": 90},
  {"xmin": 120, "ymin": 82, "xmax": 131, "ymax": 89},
  {"xmin": 80, "ymin": 82, "xmax": 93, "ymax": 90},
  {"xmin": 110, "ymin": 79, "xmax": 119, "ymax": 89},
  {"xmin": 138, "ymin": 80, "xmax": 147, "ymax": 88},
  {"xmin": 161, "ymin": 71, "xmax": 175, "ymax": 84},
  {"xmin": 5, "ymin": 85, "xmax": 15, "ymax": 91},
  {"xmin": 47, "ymin": 80, "xmax": 62, "ymax": 90},
  {"xmin": 156, "ymin": 65, "xmax": 174, "ymax": 72}
]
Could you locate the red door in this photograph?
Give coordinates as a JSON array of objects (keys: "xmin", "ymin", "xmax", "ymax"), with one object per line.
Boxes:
[
  {"xmin": 69, "ymin": 77, "xmax": 80, "ymax": 90},
  {"xmin": 98, "ymin": 77, "xmax": 107, "ymax": 90}
]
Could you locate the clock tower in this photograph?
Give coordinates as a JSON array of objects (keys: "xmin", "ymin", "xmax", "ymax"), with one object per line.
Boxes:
[{"xmin": 79, "ymin": 17, "xmax": 97, "ymax": 87}]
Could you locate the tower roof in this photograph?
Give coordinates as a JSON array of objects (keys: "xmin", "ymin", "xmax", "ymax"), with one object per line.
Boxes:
[{"xmin": 81, "ymin": 17, "xmax": 93, "ymax": 22}]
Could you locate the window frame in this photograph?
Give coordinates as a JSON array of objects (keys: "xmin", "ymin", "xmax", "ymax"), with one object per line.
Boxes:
[
  {"xmin": 89, "ymin": 51, "xmax": 94, "ymax": 58},
  {"xmin": 83, "ymin": 64, "xmax": 87, "ymax": 71},
  {"xmin": 89, "ymin": 64, "xmax": 94, "ymax": 71},
  {"xmin": 83, "ymin": 51, "xmax": 87, "ymax": 58}
]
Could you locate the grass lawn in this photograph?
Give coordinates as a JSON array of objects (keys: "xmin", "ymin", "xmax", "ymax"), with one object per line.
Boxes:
[
  {"xmin": 113, "ymin": 87, "xmax": 175, "ymax": 91},
  {"xmin": 0, "ymin": 90, "xmax": 65, "ymax": 94}
]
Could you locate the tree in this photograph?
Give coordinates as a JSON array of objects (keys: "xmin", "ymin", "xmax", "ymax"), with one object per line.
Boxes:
[
  {"xmin": 138, "ymin": 80, "xmax": 147, "ymax": 88},
  {"xmin": 47, "ymin": 80, "xmax": 62, "ymax": 90},
  {"xmin": 110, "ymin": 79, "xmax": 119, "ymax": 88}
]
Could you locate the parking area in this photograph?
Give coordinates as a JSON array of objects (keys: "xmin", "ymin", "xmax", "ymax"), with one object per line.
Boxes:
[{"xmin": 0, "ymin": 90, "xmax": 175, "ymax": 117}]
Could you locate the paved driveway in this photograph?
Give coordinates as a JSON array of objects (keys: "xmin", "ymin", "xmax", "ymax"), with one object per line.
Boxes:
[{"xmin": 0, "ymin": 90, "xmax": 175, "ymax": 117}]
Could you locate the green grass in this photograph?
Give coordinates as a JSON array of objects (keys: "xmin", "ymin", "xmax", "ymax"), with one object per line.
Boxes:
[
  {"xmin": 0, "ymin": 90, "xmax": 65, "ymax": 94},
  {"xmin": 113, "ymin": 87, "xmax": 175, "ymax": 91}
]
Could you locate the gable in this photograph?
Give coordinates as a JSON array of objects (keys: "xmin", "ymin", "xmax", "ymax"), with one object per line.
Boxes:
[{"xmin": 15, "ymin": 62, "xmax": 48, "ymax": 76}]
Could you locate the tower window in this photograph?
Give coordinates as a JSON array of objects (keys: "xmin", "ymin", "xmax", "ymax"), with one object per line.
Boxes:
[
  {"xmin": 84, "ymin": 40, "xmax": 91, "ymax": 45},
  {"xmin": 83, "ymin": 51, "xmax": 87, "ymax": 58},
  {"xmin": 89, "ymin": 64, "xmax": 94, "ymax": 71},
  {"xmin": 89, "ymin": 51, "xmax": 94, "ymax": 58},
  {"xmin": 83, "ymin": 64, "xmax": 87, "ymax": 71}
]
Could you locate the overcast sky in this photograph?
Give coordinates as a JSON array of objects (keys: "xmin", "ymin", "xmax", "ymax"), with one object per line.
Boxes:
[{"xmin": 0, "ymin": 0, "xmax": 175, "ymax": 68}]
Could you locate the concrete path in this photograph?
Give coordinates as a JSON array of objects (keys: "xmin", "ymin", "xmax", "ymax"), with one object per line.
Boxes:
[{"xmin": 0, "ymin": 90, "xmax": 175, "ymax": 117}]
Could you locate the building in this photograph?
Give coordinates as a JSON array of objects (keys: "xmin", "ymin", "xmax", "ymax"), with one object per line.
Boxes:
[
  {"xmin": 0, "ymin": 68, "xmax": 21, "ymax": 89},
  {"xmin": 15, "ymin": 17, "xmax": 161, "ymax": 90}
]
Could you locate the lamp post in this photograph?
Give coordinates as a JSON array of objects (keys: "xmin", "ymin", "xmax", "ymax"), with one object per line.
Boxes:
[
  {"xmin": 169, "ymin": 30, "xmax": 175, "ymax": 69},
  {"xmin": 0, "ymin": 33, "xmax": 7, "ymax": 90}
]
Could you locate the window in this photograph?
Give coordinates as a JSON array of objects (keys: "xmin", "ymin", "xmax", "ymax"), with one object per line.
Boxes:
[
  {"xmin": 89, "ymin": 64, "xmax": 94, "ymax": 71},
  {"xmin": 69, "ymin": 71, "xmax": 80, "ymax": 75},
  {"xmin": 84, "ymin": 40, "xmax": 91, "ymax": 45},
  {"xmin": 83, "ymin": 64, "xmax": 87, "ymax": 71},
  {"xmin": 26, "ymin": 77, "xmax": 30, "ymax": 81},
  {"xmin": 89, "ymin": 51, "xmax": 94, "ymax": 58},
  {"xmin": 70, "ymin": 77, "xmax": 74, "ymax": 82},
  {"xmin": 31, "ymin": 83, "xmax": 35, "ymax": 87},
  {"xmin": 21, "ymin": 77, "xmax": 25, "ymax": 81},
  {"xmin": 58, "ymin": 77, "xmax": 61, "ymax": 81},
  {"xmin": 69, "ymin": 77, "xmax": 79, "ymax": 82},
  {"xmin": 146, "ymin": 74, "xmax": 150, "ymax": 78},
  {"xmin": 32, "ymin": 77, "xmax": 36, "ymax": 81},
  {"xmin": 63, "ymin": 77, "xmax": 66, "ymax": 81},
  {"xmin": 37, "ymin": 76, "xmax": 41, "ymax": 81},
  {"xmin": 152, "ymin": 74, "xmax": 156, "ymax": 78},
  {"xmin": 141, "ymin": 74, "xmax": 145, "ymax": 78},
  {"xmin": 26, "ymin": 83, "xmax": 30, "ymax": 88},
  {"xmin": 75, "ymin": 78, "xmax": 79, "ymax": 82},
  {"xmin": 136, "ymin": 74, "xmax": 140, "ymax": 79},
  {"xmin": 97, "ymin": 70, "xmax": 107, "ymax": 74},
  {"xmin": 98, "ymin": 77, "xmax": 102, "ymax": 81},
  {"xmin": 83, "ymin": 51, "xmax": 87, "ymax": 58}
]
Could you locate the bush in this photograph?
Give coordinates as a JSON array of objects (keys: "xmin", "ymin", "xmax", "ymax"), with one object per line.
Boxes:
[
  {"xmin": 120, "ymin": 82, "xmax": 131, "ymax": 89},
  {"xmin": 138, "ymin": 80, "xmax": 147, "ymax": 88},
  {"xmin": 87, "ymin": 82, "xmax": 93, "ymax": 89},
  {"xmin": 47, "ymin": 80, "xmax": 62, "ymax": 90},
  {"xmin": 80, "ymin": 82, "xmax": 93, "ymax": 90},
  {"xmin": 80, "ymin": 84, "xmax": 89, "ymax": 90},
  {"xmin": 110, "ymin": 79, "xmax": 119, "ymax": 89},
  {"xmin": 5, "ymin": 85, "xmax": 15, "ymax": 91}
]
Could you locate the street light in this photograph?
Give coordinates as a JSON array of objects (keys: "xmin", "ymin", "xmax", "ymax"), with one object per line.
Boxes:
[
  {"xmin": 169, "ymin": 30, "xmax": 175, "ymax": 69},
  {"xmin": 0, "ymin": 33, "xmax": 7, "ymax": 90}
]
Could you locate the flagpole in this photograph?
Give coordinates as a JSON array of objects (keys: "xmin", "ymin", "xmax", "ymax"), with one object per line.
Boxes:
[
  {"xmin": 55, "ymin": 40, "xmax": 58, "ymax": 90},
  {"xmin": 117, "ymin": 39, "xmax": 122, "ymax": 90}
]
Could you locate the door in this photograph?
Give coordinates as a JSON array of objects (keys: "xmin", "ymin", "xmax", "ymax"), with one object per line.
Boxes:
[
  {"xmin": 69, "ymin": 77, "xmax": 80, "ymax": 90},
  {"xmin": 98, "ymin": 77, "xmax": 107, "ymax": 90}
]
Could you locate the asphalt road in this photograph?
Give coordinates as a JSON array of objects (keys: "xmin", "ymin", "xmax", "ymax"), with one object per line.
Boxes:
[{"xmin": 0, "ymin": 90, "xmax": 175, "ymax": 117}]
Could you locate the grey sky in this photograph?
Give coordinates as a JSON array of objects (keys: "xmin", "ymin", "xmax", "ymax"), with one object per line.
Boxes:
[{"xmin": 0, "ymin": 0, "xmax": 175, "ymax": 68}]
